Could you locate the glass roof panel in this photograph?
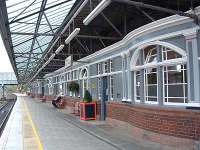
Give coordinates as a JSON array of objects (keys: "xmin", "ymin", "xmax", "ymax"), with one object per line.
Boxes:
[
  {"xmin": 7, "ymin": 0, "xmax": 34, "ymax": 14},
  {"xmin": 15, "ymin": 56, "xmax": 28, "ymax": 63},
  {"xmin": 11, "ymin": 13, "xmax": 39, "ymax": 24},
  {"xmin": 16, "ymin": 0, "xmax": 43, "ymax": 17},
  {"xmin": 44, "ymin": 1, "xmax": 76, "ymax": 27},
  {"xmin": 11, "ymin": 24, "xmax": 36, "ymax": 34},
  {"xmin": 37, "ymin": 36, "xmax": 53, "ymax": 45},
  {"xmin": 16, "ymin": 63, "xmax": 27, "ymax": 69},
  {"xmin": 46, "ymin": 0, "xmax": 67, "ymax": 7},
  {"xmin": 38, "ymin": 25, "xmax": 52, "ymax": 33},
  {"xmin": 7, "ymin": 0, "xmax": 42, "ymax": 22},
  {"xmin": 5, "ymin": 0, "xmax": 77, "ymax": 81},
  {"xmin": 11, "ymin": 34, "xmax": 33, "ymax": 44},
  {"xmin": 14, "ymin": 40, "xmax": 33, "ymax": 53}
]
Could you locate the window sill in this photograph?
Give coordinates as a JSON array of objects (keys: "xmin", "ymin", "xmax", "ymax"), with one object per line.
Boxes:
[{"xmin": 164, "ymin": 102, "xmax": 200, "ymax": 107}]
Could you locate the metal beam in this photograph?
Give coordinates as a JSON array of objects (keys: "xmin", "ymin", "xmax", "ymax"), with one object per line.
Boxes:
[
  {"xmin": 13, "ymin": 27, "xmax": 58, "ymax": 47},
  {"xmin": 9, "ymin": 0, "xmax": 73, "ymax": 24},
  {"xmin": 101, "ymin": 12, "xmax": 123, "ymax": 37},
  {"xmin": 29, "ymin": 0, "xmax": 86, "ymax": 83},
  {"xmin": 10, "ymin": 0, "xmax": 37, "ymax": 23},
  {"xmin": 93, "ymin": 29, "xmax": 106, "ymax": 47},
  {"xmin": 76, "ymin": 38, "xmax": 90, "ymax": 53},
  {"xmin": 44, "ymin": 12, "xmax": 54, "ymax": 33},
  {"xmin": 113, "ymin": 0, "xmax": 198, "ymax": 23},
  {"xmin": 25, "ymin": 0, "xmax": 48, "ymax": 76},
  {"xmin": 136, "ymin": 7, "xmax": 155, "ymax": 21},
  {"xmin": 0, "ymin": 0, "xmax": 19, "ymax": 81},
  {"xmin": 46, "ymin": 64, "xmax": 64, "ymax": 67},
  {"xmin": 11, "ymin": 32, "xmax": 55, "ymax": 36},
  {"xmin": 52, "ymin": 59, "xmax": 65, "ymax": 62},
  {"xmin": 56, "ymin": 53, "xmax": 88, "ymax": 56},
  {"xmin": 36, "ymin": 38, "xmax": 44, "ymax": 53},
  {"xmin": 12, "ymin": 21, "xmax": 60, "ymax": 27},
  {"xmin": 14, "ymin": 52, "xmax": 43, "ymax": 55},
  {"xmin": 77, "ymin": 35, "xmax": 120, "ymax": 40}
]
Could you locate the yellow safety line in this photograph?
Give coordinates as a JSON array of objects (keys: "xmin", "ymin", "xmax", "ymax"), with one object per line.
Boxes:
[{"xmin": 23, "ymin": 99, "xmax": 43, "ymax": 150}]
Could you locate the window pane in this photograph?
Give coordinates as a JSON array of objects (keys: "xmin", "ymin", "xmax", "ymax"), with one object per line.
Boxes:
[
  {"xmin": 135, "ymin": 71, "xmax": 141, "ymax": 100},
  {"xmin": 147, "ymin": 73, "xmax": 157, "ymax": 84},
  {"xmin": 147, "ymin": 85, "xmax": 157, "ymax": 96},
  {"xmin": 168, "ymin": 71, "xmax": 183, "ymax": 83},
  {"xmin": 168, "ymin": 98, "xmax": 185, "ymax": 103},
  {"xmin": 168, "ymin": 85, "xmax": 184, "ymax": 97},
  {"xmin": 147, "ymin": 97, "xmax": 157, "ymax": 102},
  {"xmin": 136, "ymin": 87, "xmax": 140, "ymax": 96},
  {"xmin": 163, "ymin": 48, "xmax": 182, "ymax": 60},
  {"xmin": 144, "ymin": 46, "xmax": 157, "ymax": 64},
  {"xmin": 145, "ymin": 67, "xmax": 157, "ymax": 102}
]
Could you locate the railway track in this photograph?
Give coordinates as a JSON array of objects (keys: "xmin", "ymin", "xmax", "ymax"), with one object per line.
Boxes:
[{"xmin": 0, "ymin": 100, "xmax": 16, "ymax": 136}]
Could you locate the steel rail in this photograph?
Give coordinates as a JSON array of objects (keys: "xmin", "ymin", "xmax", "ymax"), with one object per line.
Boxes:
[{"xmin": 0, "ymin": 100, "xmax": 16, "ymax": 137}]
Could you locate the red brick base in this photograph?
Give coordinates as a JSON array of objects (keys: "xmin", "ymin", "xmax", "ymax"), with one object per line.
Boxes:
[
  {"xmin": 106, "ymin": 102, "xmax": 200, "ymax": 140},
  {"xmin": 44, "ymin": 95, "xmax": 55, "ymax": 101},
  {"xmin": 40, "ymin": 95, "xmax": 200, "ymax": 140}
]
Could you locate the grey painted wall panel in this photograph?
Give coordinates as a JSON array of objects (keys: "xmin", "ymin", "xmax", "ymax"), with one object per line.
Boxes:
[
  {"xmin": 162, "ymin": 36, "xmax": 186, "ymax": 51},
  {"xmin": 113, "ymin": 73, "xmax": 123, "ymax": 101},
  {"xmin": 90, "ymin": 78, "xmax": 98, "ymax": 100},
  {"xmin": 198, "ymin": 31, "xmax": 200, "ymax": 57},
  {"xmin": 113, "ymin": 56, "xmax": 122, "ymax": 71},
  {"xmin": 90, "ymin": 64, "xmax": 97, "ymax": 76}
]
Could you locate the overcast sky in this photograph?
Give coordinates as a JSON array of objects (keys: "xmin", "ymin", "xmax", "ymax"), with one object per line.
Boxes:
[{"xmin": 0, "ymin": 35, "xmax": 14, "ymax": 72}]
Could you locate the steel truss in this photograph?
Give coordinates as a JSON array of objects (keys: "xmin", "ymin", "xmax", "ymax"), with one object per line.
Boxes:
[{"xmin": 0, "ymin": 0, "xmax": 199, "ymax": 84}]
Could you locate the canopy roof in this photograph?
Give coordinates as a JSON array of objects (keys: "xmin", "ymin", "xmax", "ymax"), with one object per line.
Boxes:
[{"xmin": 0, "ymin": 0, "xmax": 199, "ymax": 83}]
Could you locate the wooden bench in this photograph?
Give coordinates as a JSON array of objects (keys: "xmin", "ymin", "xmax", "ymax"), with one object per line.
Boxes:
[{"xmin": 56, "ymin": 99, "xmax": 66, "ymax": 109}]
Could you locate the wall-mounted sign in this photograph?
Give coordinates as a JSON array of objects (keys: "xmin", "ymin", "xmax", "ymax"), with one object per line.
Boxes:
[{"xmin": 65, "ymin": 56, "xmax": 72, "ymax": 68}]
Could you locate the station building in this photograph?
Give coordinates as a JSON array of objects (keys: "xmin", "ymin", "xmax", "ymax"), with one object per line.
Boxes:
[
  {"xmin": 30, "ymin": 7, "xmax": 200, "ymax": 140},
  {"xmin": 31, "ymin": 8, "xmax": 200, "ymax": 106},
  {"xmin": 1, "ymin": 0, "xmax": 200, "ymax": 140}
]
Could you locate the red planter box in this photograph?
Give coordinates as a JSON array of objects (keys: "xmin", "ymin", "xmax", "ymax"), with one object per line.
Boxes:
[{"xmin": 80, "ymin": 102, "xmax": 96, "ymax": 120}]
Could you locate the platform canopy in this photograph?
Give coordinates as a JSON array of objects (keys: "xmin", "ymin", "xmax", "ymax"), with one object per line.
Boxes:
[{"xmin": 0, "ymin": 0, "xmax": 199, "ymax": 83}]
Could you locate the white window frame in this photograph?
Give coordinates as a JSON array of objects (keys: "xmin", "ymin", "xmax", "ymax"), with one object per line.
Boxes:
[
  {"xmin": 97, "ymin": 63, "xmax": 101, "ymax": 75},
  {"xmin": 110, "ymin": 75, "xmax": 114, "ymax": 100},
  {"xmin": 134, "ymin": 71, "xmax": 141, "ymax": 103},
  {"xmin": 103, "ymin": 61, "xmax": 109, "ymax": 74},
  {"xmin": 110, "ymin": 59, "xmax": 114, "ymax": 73},
  {"xmin": 98, "ymin": 77, "xmax": 102, "ymax": 100},
  {"xmin": 144, "ymin": 68, "xmax": 158, "ymax": 104},
  {"xmin": 163, "ymin": 64, "xmax": 187, "ymax": 105},
  {"xmin": 133, "ymin": 45, "xmax": 187, "ymax": 105}
]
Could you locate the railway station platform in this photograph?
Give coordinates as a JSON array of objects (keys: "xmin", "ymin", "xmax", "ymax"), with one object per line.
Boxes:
[{"xmin": 0, "ymin": 95, "xmax": 199, "ymax": 150}]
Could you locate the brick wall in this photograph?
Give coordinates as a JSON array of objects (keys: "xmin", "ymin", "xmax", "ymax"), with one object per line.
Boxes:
[
  {"xmin": 45, "ymin": 95, "xmax": 55, "ymax": 101},
  {"xmin": 42, "ymin": 95, "xmax": 200, "ymax": 140},
  {"xmin": 62, "ymin": 96, "xmax": 81, "ymax": 107},
  {"xmin": 106, "ymin": 102, "xmax": 200, "ymax": 140}
]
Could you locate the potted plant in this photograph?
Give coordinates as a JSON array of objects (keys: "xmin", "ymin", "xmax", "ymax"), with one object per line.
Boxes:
[
  {"xmin": 68, "ymin": 81, "xmax": 79, "ymax": 96},
  {"xmin": 80, "ymin": 90, "xmax": 96, "ymax": 120}
]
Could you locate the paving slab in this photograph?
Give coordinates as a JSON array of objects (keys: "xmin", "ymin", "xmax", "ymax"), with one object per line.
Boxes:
[{"xmin": 25, "ymin": 96, "xmax": 199, "ymax": 150}]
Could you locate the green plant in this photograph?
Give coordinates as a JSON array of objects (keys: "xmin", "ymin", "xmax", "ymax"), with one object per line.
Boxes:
[
  {"xmin": 68, "ymin": 82, "xmax": 79, "ymax": 93},
  {"xmin": 83, "ymin": 90, "xmax": 92, "ymax": 103}
]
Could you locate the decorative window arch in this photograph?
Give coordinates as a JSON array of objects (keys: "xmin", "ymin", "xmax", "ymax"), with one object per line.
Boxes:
[
  {"xmin": 130, "ymin": 41, "xmax": 187, "ymax": 71},
  {"xmin": 79, "ymin": 67, "xmax": 88, "ymax": 79},
  {"xmin": 79, "ymin": 67, "xmax": 88, "ymax": 97},
  {"xmin": 131, "ymin": 41, "xmax": 188, "ymax": 105}
]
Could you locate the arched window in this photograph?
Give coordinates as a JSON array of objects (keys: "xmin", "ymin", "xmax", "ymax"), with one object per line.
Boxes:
[
  {"xmin": 133, "ymin": 44, "xmax": 187, "ymax": 105},
  {"xmin": 79, "ymin": 67, "xmax": 88, "ymax": 97}
]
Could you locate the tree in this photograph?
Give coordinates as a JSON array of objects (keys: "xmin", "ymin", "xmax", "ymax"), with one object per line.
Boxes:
[{"xmin": 83, "ymin": 90, "xmax": 92, "ymax": 103}]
